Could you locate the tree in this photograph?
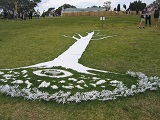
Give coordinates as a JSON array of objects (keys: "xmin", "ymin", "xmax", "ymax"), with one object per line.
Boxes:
[
  {"xmin": 156, "ymin": 0, "xmax": 160, "ymax": 3},
  {"xmin": 117, "ymin": 4, "xmax": 120, "ymax": 11},
  {"xmin": 42, "ymin": 7, "xmax": 55, "ymax": 17},
  {"xmin": 91, "ymin": 5, "xmax": 98, "ymax": 8},
  {"xmin": 103, "ymin": 1, "xmax": 111, "ymax": 11},
  {"xmin": 0, "ymin": 0, "xmax": 41, "ymax": 13},
  {"xmin": 129, "ymin": 0, "xmax": 146, "ymax": 11},
  {"xmin": 123, "ymin": 4, "xmax": 126, "ymax": 10},
  {"xmin": 153, "ymin": 0, "xmax": 160, "ymax": 6},
  {"xmin": 55, "ymin": 4, "xmax": 76, "ymax": 16}
]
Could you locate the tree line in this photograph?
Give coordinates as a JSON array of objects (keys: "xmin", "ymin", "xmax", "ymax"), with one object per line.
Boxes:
[
  {"xmin": 1, "ymin": 0, "xmax": 159, "ymax": 18},
  {"xmin": 0, "ymin": 0, "xmax": 41, "ymax": 18}
]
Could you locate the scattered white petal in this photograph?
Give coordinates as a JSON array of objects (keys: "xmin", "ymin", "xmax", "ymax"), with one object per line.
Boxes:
[
  {"xmin": 59, "ymin": 80, "xmax": 66, "ymax": 83},
  {"xmin": 8, "ymin": 71, "xmax": 13, "ymax": 73},
  {"xmin": 84, "ymin": 84, "xmax": 88, "ymax": 87},
  {"xmin": 3, "ymin": 74, "xmax": 13, "ymax": 79},
  {"xmin": 38, "ymin": 81, "xmax": 50, "ymax": 88},
  {"xmin": 0, "ymin": 71, "xmax": 4, "ymax": 75},
  {"xmin": 13, "ymin": 72, "xmax": 19, "ymax": 75},
  {"xmin": 11, "ymin": 80, "xmax": 23, "ymax": 84},
  {"xmin": 37, "ymin": 80, "xmax": 42, "ymax": 82},
  {"xmin": 68, "ymin": 83, "xmax": 73, "ymax": 86},
  {"xmin": 110, "ymin": 84, "xmax": 117, "ymax": 87},
  {"xmin": 51, "ymin": 85, "xmax": 58, "ymax": 89},
  {"xmin": 110, "ymin": 80, "xmax": 120, "ymax": 84},
  {"xmin": 68, "ymin": 78, "xmax": 77, "ymax": 82},
  {"xmin": 21, "ymin": 70, "xmax": 27, "ymax": 74},
  {"xmin": 0, "ymin": 79, "xmax": 7, "ymax": 82},
  {"xmin": 101, "ymin": 86, "xmax": 106, "ymax": 88},
  {"xmin": 93, "ymin": 77, "xmax": 100, "ymax": 80},
  {"xmin": 62, "ymin": 85, "xmax": 74, "ymax": 89},
  {"xmin": 89, "ymin": 83, "xmax": 96, "ymax": 87},
  {"xmin": 23, "ymin": 74, "xmax": 28, "ymax": 77},
  {"xmin": 25, "ymin": 80, "xmax": 32, "ymax": 88},
  {"xmin": 77, "ymin": 80, "xmax": 85, "ymax": 84},
  {"xmin": 96, "ymin": 80, "xmax": 106, "ymax": 85},
  {"xmin": 75, "ymin": 85, "xmax": 83, "ymax": 89}
]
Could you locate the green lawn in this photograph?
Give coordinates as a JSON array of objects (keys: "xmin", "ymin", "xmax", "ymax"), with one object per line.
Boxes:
[{"xmin": 0, "ymin": 15, "xmax": 160, "ymax": 120}]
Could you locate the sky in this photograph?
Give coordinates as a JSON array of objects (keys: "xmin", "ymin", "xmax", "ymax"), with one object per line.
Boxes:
[{"xmin": 35, "ymin": 0, "xmax": 152, "ymax": 13}]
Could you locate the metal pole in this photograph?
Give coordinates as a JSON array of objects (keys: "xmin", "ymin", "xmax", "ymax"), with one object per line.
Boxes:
[{"xmin": 102, "ymin": 16, "xmax": 103, "ymax": 28}]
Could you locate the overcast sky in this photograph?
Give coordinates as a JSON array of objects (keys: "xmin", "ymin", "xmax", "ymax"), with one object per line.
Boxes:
[{"xmin": 36, "ymin": 0, "xmax": 152, "ymax": 13}]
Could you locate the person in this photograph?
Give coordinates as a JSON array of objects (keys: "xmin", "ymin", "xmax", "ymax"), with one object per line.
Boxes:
[
  {"xmin": 138, "ymin": 8, "xmax": 146, "ymax": 29},
  {"xmin": 3, "ymin": 10, "xmax": 8, "ymax": 20},
  {"xmin": 153, "ymin": 5, "xmax": 159, "ymax": 27},
  {"xmin": 145, "ymin": 5, "xmax": 152, "ymax": 27},
  {"xmin": 136, "ymin": 9, "xmax": 139, "ymax": 15},
  {"xmin": 29, "ymin": 9, "xmax": 33, "ymax": 19},
  {"xmin": 36, "ymin": 9, "xmax": 40, "ymax": 19},
  {"xmin": 42, "ymin": 10, "xmax": 45, "ymax": 18},
  {"xmin": 21, "ymin": 10, "xmax": 26, "ymax": 20},
  {"xmin": 13, "ymin": 9, "xmax": 18, "ymax": 21}
]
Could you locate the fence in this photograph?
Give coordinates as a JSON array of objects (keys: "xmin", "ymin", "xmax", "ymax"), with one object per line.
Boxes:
[{"xmin": 62, "ymin": 11, "xmax": 137, "ymax": 17}]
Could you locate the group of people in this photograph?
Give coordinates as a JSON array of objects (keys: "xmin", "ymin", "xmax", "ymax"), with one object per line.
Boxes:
[
  {"xmin": 2, "ymin": 9, "xmax": 41, "ymax": 21},
  {"xmin": 138, "ymin": 5, "xmax": 160, "ymax": 29},
  {"xmin": 22, "ymin": 9, "xmax": 40, "ymax": 20}
]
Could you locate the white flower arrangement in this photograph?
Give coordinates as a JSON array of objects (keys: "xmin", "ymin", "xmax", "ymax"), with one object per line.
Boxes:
[
  {"xmin": 0, "ymin": 70, "xmax": 159, "ymax": 104},
  {"xmin": 0, "ymin": 32, "xmax": 159, "ymax": 104}
]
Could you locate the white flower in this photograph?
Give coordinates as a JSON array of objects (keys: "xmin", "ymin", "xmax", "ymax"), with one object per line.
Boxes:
[
  {"xmin": 68, "ymin": 78, "xmax": 77, "ymax": 82},
  {"xmin": 62, "ymin": 85, "xmax": 74, "ymax": 89},
  {"xmin": 77, "ymin": 80, "xmax": 85, "ymax": 84},
  {"xmin": 89, "ymin": 83, "xmax": 96, "ymax": 87},
  {"xmin": 84, "ymin": 84, "xmax": 88, "ymax": 87},
  {"xmin": 38, "ymin": 81, "xmax": 50, "ymax": 88},
  {"xmin": 25, "ymin": 80, "xmax": 32, "ymax": 88},
  {"xmin": 126, "ymin": 71, "xmax": 136, "ymax": 77},
  {"xmin": 3, "ymin": 74, "xmax": 13, "ymax": 79},
  {"xmin": 96, "ymin": 80, "xmax": 106, "ymax": 85},
  {"xmin": 75, "ymin": 85, "xmax": 83, "ymax": 89},
  {"xmin": 58, "ymin": 80, "xmax": 66, "ymax": 83},
  {"xmin": 11, "ymin": 80, "xmax": 23, "ymax": 84},
  {"xmin": 51, "ymin": 85, "xmax": 58, "ymax": 89},
  {"xmin": 110, "ymin": 80, "xmax": 120, "ymax": 84},
  {"xmin": 21, "ymin": 70, "xmax": 27, "ymax": 74},
  {"xmin": 0, "ymin": 71, "xmax": 4, "ymax": 75}
]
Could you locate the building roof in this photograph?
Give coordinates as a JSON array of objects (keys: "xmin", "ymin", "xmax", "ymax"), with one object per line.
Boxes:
[{"xmin": 62, "ymin": 7, "xmax": 106, "ymax": 13}]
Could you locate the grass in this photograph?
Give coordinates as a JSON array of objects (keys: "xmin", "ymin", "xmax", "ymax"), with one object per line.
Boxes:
[
  {"xmin": 0, "ymin": 91, "xmax": 159, "ymax": 120},
  {"xmin": 0, "ymin": 15, "xmax": 160, "ymax": 119}
]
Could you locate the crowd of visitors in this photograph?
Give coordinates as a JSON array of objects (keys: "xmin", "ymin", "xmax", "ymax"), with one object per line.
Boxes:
[
  {"xmin": 0, "ymin": 9, "xmax": 42, "ymax": 21},
  {"xmin": 1, "ymin": 4, "xmax": 159, "ymax": 28},
  {"xmin": 138, "ymin": 5, "xmax": 160, "ymax": 29}
]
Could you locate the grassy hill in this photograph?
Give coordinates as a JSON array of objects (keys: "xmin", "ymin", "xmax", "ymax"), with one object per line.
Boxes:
[{"xmin": 0, "ymin": 15, "xmax": 160, "ymax": 120}]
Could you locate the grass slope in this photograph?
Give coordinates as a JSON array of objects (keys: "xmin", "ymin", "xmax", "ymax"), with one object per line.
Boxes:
[{"xmin": 0, "ymin": 15, "xmax": 160, "ymax": 119}]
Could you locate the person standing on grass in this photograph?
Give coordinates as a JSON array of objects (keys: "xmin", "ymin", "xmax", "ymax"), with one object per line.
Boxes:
[
  {"xmin": 13, "ymin": 9, "xmax": 18, "ymax": 21},
  {"xmin": 36, "ymin": 9, "xmax": 40, "ymax": 19},
  {"xmin": 153, "ymin": 5, "xmax": 159, "ymax": 27},
  {"xmin": 138, "ymin": 8, "xmax": 146, "ymax": 29},
  {"xmin": 29, "ymin": 9, "xmax": 33, "ymax": 19},
  {"xmin": 145, "ymin": 5, "xmax": 152, "ymax": 27},
  {"xmin": 3, "ymin": 10, "xmax": 8, "ymax": 21}
]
